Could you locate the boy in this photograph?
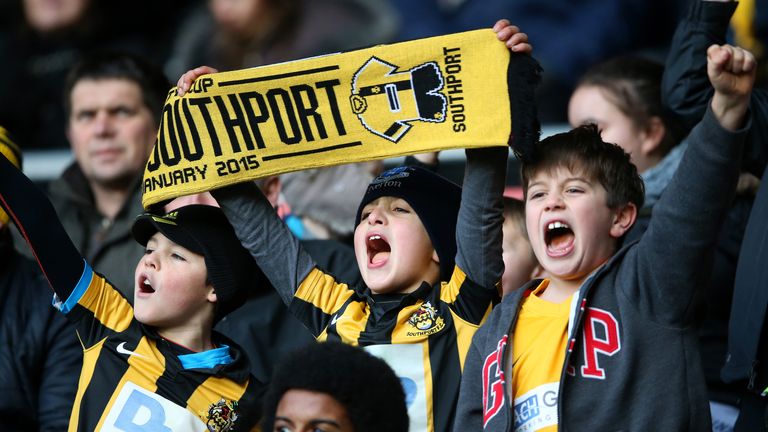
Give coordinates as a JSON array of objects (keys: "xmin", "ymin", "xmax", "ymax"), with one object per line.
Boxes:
[
  {"xmin": 176, "ymin": 19, "xmax": 531, "ymax": 432},
  {"xmin": 0, "ymin": 154, "xmax": 264, "ymax": 429},
  {"xmin": 454, "ymin": 44, "xmax": 756, "ymax": 431},
  {"xmin": 501, "ymin": 196, "xmax": 542, "ymax": 296}
]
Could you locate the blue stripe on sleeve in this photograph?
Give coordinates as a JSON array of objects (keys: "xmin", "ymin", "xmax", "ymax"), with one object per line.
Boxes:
[{"xmin": 52, "ymin": 260, "xmax": 93, "ymax": 314}]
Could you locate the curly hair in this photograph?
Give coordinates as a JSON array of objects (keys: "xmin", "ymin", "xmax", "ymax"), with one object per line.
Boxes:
[{"xmin": 261, "ymin": 342, "xmax": 409, "ymax": 432}]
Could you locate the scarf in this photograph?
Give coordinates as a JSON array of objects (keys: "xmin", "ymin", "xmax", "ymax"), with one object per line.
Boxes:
[{"xmin": 141, "ymin": 28, "xmax": 541, "ymax": 208}]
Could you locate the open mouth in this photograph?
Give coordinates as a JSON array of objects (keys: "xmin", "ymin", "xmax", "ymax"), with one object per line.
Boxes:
[
  {"xmin": 138, "ymin": 275, "xmax": 156, "ymax": 294},
  {"xmin": 545, "ymin": 221, "xmax": 574, "ymax": 253},
  {"xmin": 366, "ymin": 234, "xmax": 391, "ymax": 265}
]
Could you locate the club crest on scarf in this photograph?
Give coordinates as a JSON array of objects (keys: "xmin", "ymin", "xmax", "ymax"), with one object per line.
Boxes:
[{"xmin": 350, "ymin": 57, "xmax": 447, "ymax": 142}]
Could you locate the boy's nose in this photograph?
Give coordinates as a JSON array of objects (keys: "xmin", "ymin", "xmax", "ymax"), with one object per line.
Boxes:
[
  {"xmin": 544, "ymin": 194, "xmax": 564, "ymax": 210},
  {"xmin": 367, "ymin": 207, "xmax": 385, "ymax": 224},
  {"xmin": 143, "ymin": 254, "xmax": 158, "ymax": 269}
]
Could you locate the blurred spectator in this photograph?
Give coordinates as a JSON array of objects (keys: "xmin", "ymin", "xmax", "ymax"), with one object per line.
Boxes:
[
  {"xmin": 0, "ymin": 126, "xmax": 81, "ymax": 431},
  {"xmin": 165, "ymin": 0, "xmax": 398, "ymax": 77},
  {"xmin": 36, "ymin": 52, "xmax": 170, "ymax": 299},
  {"xmin": 569, "ymin": 54, "xmax": 754, "ymax": 430},
  {"xmin": 500, "ymin": 196, "xmax": 542, "ymax": 296},
  {"xmin": 165, "ymin": 0, "xmax": 397, "ymax": 243},
  {"xmin": 261, "ymin": 342, "xmax": 409, "ymax": 432},
  {"xmin": 388, "ymin": 0, "xmax": 686, "ymax": 122},
  {"xmin": 661, "ymin": 1, "xmax": 768, "ymax": 430},
  {"xmin": 279, "ymin": 163, "xmax": 382, "ymax": 243},
  {"xmin": 0, "ymin": 0, "xmax": 182, "ymax": 150},
  {"xmin": 731, "ymin": 0, "xmax": 768, "ymax": 87}
]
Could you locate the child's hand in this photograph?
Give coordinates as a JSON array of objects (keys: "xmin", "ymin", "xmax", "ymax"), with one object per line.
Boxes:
[
  {"xmin": 493, "ymin": 19, "xmax": 532, "ymax": 54},
  {"xmin": 164, "ymin": 192, "xmax": 219, "ymax": 212},
  {"xmin": 708, "ymin": 44, "xmax": 756, "ymax": 99},
  {"xmin": 707, "ymin": 44, "xmax": 756, "ymax": 130},
  {"xmin": 176, "ymin": 66, "xmax": 219, "ymax": 96}
]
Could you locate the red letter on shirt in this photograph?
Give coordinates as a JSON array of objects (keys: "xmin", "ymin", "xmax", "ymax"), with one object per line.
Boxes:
[
  {"xmin": 580, "ymin": 307, "xmax": 621, "ymax": 379},
  {"xmin": 482, "ymin": 335, "xmax": 507, "ymax": 426}
]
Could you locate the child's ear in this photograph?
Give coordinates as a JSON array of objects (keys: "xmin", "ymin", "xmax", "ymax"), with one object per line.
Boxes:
[
  {"xmin": 609, "ymin": 202, "xmax": 637, "ymax": 238},
  {"xmin": 640, "ymin": 116, "xmax": 666, "ymax": 157},
  {"xmin": 206, "ymin": 285, "xmax": 217, "ymax": 303},
  {"xmin": 432, "ymin": 249, "xmax": 440, "ymax": 264}
]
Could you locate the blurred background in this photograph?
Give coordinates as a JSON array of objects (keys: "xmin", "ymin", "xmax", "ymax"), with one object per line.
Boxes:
[{"xmin": 2, "ymin": 0, "xmax": 765, "ymax": 186}]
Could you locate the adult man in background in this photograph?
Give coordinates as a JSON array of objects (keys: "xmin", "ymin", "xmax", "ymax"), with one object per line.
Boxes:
[{"xmin": 46, "ymin": 52, "xmax": 169, "ymax": 299}]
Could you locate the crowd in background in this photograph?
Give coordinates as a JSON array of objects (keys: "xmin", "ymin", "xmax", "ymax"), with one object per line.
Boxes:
[
  {"xmin": 2, "ymin": 0, "xmax": 768, "ymax": 431},
  {"xmin": 7, "ymin": 0, "xmax": 765, "ymax": 153}
]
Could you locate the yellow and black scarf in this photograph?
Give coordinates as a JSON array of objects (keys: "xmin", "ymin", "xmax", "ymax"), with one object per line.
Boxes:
[{"xmin": 142, "ymin": 28, "xmax": 541, "ymax": 208}]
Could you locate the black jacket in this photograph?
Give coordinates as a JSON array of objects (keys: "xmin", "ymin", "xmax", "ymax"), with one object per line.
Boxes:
[
  {"xmin": 0, "ymin": 228, "xmax": 81, "ymax": 431},
  {"xmin": 46, "ymin": 163, "xmax": 146, "ymax": 300},
  {"xmin": 662, "ymin": 0, "xmax": 768, "ymax": 392}
]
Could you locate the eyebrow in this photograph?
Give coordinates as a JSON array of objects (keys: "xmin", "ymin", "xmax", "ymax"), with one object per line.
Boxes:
[
  {"xmin": 528, "ymin": 176, "xmax": 590, "ymax": 188},
  {"xmin": 311, "ymin": 420, "xmax": 342, "ymax": 427},
  {"xmin": 274, "ymin": 417, "xmax": 342, "ymax": 428}
]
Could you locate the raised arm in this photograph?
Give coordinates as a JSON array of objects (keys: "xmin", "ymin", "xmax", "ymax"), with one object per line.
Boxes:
[
  {"xmin": 0, "ymin": 153, "xmax": 84, "ymax": 299},
  {"xmin": 631, "ymin": 44, "xmax": 755, "ymax": 323},
  {"xmin": 708, "ymin": 44, "xmax": 755, "ymax": 131},
  {"xmin": 662, "ymin": 0, "xmax": 768, "ymax": 176},
  {"xmin": 448, "ymin": 20, "xmax": 527, "ymax": 316},
  {"xmin": 211, "ymin": 181, "xmax": 316, "ymax": 306},
  {"xmin": 454, "ymin": 147, "xmax": 507, "ymax": 290},
  {"xmin": 453, "ymin": 20, "xmax": 530, "ymax": 288}
]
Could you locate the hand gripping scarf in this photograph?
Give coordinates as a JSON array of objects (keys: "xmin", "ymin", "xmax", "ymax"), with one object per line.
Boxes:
[{"xmin": 141, "ymin": 28, "xmax": 541, "ymax": 208}]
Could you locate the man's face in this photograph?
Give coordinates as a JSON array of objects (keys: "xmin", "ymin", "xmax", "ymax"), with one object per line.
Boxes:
[
  {"xmin": 67, "ymin": 78, "xmax": 157, "ymax": 188},
  {"xmin": 24, "ymin": 0, "xmax": 89, "ymax": 33}
]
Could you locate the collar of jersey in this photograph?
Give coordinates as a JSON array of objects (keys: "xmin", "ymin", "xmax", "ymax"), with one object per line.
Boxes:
[
  {"xmin": 365, "ymin": 280, "xmax": 432, "ymax": 306},
  {"xmin": 178, "ymin": 345, "xmax": 232, "ymax": 370}
]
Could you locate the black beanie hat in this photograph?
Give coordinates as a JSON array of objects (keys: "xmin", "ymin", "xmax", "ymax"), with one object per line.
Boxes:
[
  {"xmin": 355, "ymin": 165, "xmax": 462, "ymax": 281},
  {"xmin": 131, "ymin": 205, "xmax": 254, "ymax": 322}
]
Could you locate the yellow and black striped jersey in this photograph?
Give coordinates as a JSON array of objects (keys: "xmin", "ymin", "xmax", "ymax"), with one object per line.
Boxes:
[
  {"xmin": 56, "ymin": 264, "xmax": 264, "ymax": 431},
  {"xmin": 290, "ymin": 265, "xmax": 495, "ymax": 432},
  {"xmin": 212, "ymin": 147, "xmax": 508, "ymax": 432},
  {"xmin": 0, "ymin": 150, "xmax": 265, "ymax": 430}
]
